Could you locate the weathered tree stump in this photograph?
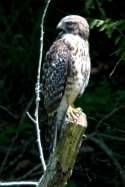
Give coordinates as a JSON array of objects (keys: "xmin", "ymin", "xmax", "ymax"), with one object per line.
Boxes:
[{"xmin": 38, "ymin": 107, "xmax": 87, "ymax": 187}]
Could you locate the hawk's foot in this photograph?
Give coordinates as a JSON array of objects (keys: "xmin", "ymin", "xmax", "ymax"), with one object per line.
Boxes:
[{"xmin": 66, "ymin": 106, "xmax": 83, "ymax": 123}]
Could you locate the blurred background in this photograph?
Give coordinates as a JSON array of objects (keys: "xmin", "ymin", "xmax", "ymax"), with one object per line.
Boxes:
[{"xmin": 0, "ymin": 0, "xmax": 125, "ymax": 186}]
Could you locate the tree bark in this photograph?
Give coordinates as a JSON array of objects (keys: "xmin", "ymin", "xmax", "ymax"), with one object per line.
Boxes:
[{"xmin": 38, "ymin": 108, "xmax": 87, "ymax": 187}]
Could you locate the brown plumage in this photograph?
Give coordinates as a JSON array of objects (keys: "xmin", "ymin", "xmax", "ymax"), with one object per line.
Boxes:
[{"xmin": 41, "ymin": 15, "xmax": 91, "ymax": 150}]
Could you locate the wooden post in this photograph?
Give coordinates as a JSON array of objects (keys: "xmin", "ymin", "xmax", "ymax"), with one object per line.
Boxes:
[{"xmin": 38, "ymin": 108, "xmax": 87, "ymax": 187}]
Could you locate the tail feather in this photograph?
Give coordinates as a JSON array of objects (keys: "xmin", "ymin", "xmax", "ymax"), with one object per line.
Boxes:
[{"xmin": 39, "ymin": 92, "xmax": 68, "ymax": 158}]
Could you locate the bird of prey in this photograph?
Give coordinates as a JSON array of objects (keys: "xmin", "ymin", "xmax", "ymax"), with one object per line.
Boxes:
[{"xmin": 41, "ymin": 15, "xmax": 91, "ymax": 149}]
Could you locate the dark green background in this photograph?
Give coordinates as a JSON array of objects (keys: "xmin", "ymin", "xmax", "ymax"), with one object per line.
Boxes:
[{"xmin": 0, "ymin": 0, "xmax": 125, "ymax": 186}]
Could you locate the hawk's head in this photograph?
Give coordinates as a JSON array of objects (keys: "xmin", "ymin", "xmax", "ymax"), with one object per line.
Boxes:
[{"xmin": 57, "ymin": 15, "xmax": 89, "ymax": 40}]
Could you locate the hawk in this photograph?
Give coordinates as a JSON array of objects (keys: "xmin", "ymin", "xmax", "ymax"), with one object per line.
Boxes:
[{"xmin": 42, "ymin": 15, "xmax": 91, "ymax": 149}]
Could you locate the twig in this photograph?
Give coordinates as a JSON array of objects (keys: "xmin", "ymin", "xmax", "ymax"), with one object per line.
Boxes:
[
  {"xmin": 0, "ymin": 144, "xmax": 14, "ymax": 175},
  {"xmin": 20, "ymin": 96, "xmax": 34, "ymax": 124},
  {"xmin": 96, "ymin": 104, "xmax": 124, "ymax": 130},
  {"xmin": 17, "ymin": 164, "xmax": 41, "ymax": 180},
  {"xmin": 88, "ymin": 136, "xmax": 125, "ymax": 186},
  {"xmin": 0, "ymin": 1, "xmax": 52, "ymax": 186},
  {"xmin": 34, "ymin": 0, "xmax": 52, "ymax": 172},
  {"xmin": 0, "ymin": 97, "xmax": 34, "ymax": 177},
  {"xmin": 27, "ymin": 112, "xmax": 36, "ymax": 124},
  {"xmin": 0, "ymin": 181, "xmax": 38, "ymax": 186},
  {"xmin": 109, "ymin": 59, "xmax": 121, "ymax": 77},
  {"xmin": 0, "ymin": 105, "xmax": 18, "ymax": 119}
]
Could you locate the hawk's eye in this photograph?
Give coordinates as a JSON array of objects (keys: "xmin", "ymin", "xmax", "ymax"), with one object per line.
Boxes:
[{"xmin": 65, "ymin": 22, "xmax": 77, "ymax": 31}]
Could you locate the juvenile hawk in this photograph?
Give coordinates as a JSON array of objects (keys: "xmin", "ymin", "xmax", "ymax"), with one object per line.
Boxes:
[{"xmin": 42, "ymin": 15, "xmax": 91, "ymax": 146}]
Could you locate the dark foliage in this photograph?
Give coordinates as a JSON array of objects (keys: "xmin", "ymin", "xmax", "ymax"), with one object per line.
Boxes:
[{"xmin": 0, "ymin": 0, "xmax": 125, "ymax": 186}]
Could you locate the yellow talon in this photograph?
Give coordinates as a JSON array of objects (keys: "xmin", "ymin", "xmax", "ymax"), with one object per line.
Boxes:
[{"xmin": 67, "ymin": 106, "xmax": 83, "ymax": 123}]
